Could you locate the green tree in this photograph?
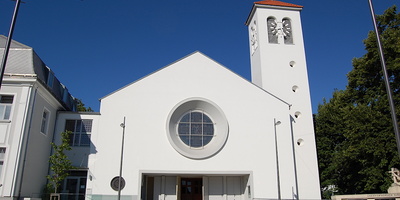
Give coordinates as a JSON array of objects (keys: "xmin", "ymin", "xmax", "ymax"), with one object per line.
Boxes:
[
  {"xmin": 315, "ymin": 6, "xmax": 400, "ymax": 199},
  {"xmin": 47, "ymin": 131, "xmax": 74, "ymax": 193},
  {"xmin": 76, "ymin": 99, "xmax": 93, "ymax": 112}
]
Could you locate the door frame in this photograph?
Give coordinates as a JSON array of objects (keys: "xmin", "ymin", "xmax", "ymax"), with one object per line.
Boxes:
[
  {"xmin": 180, "ymin": 177, "xmax": 203, "ymax": 200},
  {"xmin": 62, "ymin": 176, "xmax": 87, "ymax": 200}
]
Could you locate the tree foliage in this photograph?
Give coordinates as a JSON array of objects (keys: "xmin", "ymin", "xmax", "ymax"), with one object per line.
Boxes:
[
  {"xmin": 47, "ymin": 131, "xmax": 74, "ymax": 193},
  {"xmin": 76, "ymin": 98, "xmax": 93, "ymax": 112},
  {"xmin": 315, "ymin": 6, "xmax": 400, "ymax": 199}
]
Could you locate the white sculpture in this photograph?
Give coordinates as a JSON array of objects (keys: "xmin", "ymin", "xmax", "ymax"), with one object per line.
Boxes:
[{"xmin": 389, "ymin": 168, "xmax": 400, "ymax": 185}]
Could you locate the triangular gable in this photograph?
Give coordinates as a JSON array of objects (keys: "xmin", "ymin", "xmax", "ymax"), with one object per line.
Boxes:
[{"xmin": 100, "ymin": 51, "xmax": 290, "ymax": 107}]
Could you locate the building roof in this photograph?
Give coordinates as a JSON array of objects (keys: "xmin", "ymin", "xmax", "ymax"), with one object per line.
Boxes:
[
  {"xmin": 0, "ymin": 35, "xmax": 31, "ymax": 49},
  {"xmin": 254, "ymin": 0, "xmax": 303, "ymax": 8},
  {"xmin": 101, "ymin": 51, "xmax": 291, "ymax": 107},
  {"xmin": 245, "ymin": 0, "xmax": 302, "ymax": 26},
  {"xmin": 0, "ymin": 35, "xmax": 76, "ymax": 111},
  {"xmin": 0, "ymin": 35, "xmax": 41, "ymax": 75}
]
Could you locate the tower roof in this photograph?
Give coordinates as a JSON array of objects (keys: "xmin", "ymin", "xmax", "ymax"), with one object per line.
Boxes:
[
  {"xmin": 245, "ymin": 0, "xmax": 303, "ymax": 25},
  {"xmin": 254, "ymin": 0, "xmax": 303, "ymax": 8}
]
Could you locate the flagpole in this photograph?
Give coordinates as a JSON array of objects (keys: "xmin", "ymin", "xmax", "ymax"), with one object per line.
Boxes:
[
  {"xmin": 0, "ymin": 0, "xmax": 22, "ymax": 89},
  {"xmin": 368, "ymin": 0, "xmax": 400, "ymax": 157}
]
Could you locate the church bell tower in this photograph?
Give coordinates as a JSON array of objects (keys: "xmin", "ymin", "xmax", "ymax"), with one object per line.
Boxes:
[{"xmin": 245, "ymin": 1, "xmax": 321, "ymax": 199}]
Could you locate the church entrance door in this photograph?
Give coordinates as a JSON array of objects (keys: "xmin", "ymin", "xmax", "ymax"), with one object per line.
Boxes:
[{"xmin": 180, "ymin": 178, "xmax": 202, "ymax": 200}]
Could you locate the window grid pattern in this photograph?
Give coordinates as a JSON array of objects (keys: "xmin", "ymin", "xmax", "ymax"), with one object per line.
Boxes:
[
  {"xmin": 65, "ymin": 119, "xmax": 92, "ymax": 146},
  {"xmin": 0, "ymin": 95, "xmax": 13, "ymax": 120},
  {"xmin": 178, "ymin": 111, "xmax": 214, "ymax": 148}
]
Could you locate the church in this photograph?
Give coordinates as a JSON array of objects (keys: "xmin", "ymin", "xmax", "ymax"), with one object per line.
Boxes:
[{"xmin": 0, "ymin": 1, "xmax": 321, "ymax": 200}]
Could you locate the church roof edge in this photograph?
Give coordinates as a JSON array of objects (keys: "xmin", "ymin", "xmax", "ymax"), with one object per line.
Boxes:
[
  {"xmin": 254, "ymin": 0, "xmax": 303, "ymax": 8},
  {"xmin": 100, "ymin": 51, "xmax": 292, "ymax": 108},
  {"xmin": 100, "ymin": 51, "xmax": 207, "ymax": 101}
]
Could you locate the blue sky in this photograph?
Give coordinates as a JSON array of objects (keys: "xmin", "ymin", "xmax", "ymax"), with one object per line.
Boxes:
[{"xmin": 0, "ymin": 0, "xmax": 398, "ymax": 113}]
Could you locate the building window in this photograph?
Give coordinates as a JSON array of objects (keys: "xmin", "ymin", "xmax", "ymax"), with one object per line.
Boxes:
[
  {"xmin": 178, "ymin": 111, "xmax": 214, "ymax": 148},
  {"xmin": 47, "ymin": 72, "xmax": 54, "ymax": 88},
  {"xmin": 0, "ymin": 148, "xmax": 5, "ymax": 179},
  {"xmin": 65, "ymin": 119, "xmax": 92, "ymax": 146},
  {"xmin": 167, "ymin": 98, "xmax": 229, "ymax": 159},
  {"xmin": 41, "ymin": 110, "xmax": 49, "ymax": 134},
  {"xmin": 0, "ymin": 95, "xmax": 13, "ymax": 120}
]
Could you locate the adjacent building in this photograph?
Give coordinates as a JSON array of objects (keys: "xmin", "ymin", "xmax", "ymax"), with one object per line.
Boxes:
[{"xmin": 0, "ymin": 35, "xmax": 76, "ymax": 199}]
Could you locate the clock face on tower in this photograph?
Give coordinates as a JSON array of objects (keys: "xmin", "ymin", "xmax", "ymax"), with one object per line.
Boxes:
[
  {"xmin": 267, "ymin": 18, "xmax": 278, "ymax": 43},
  {"xmin": 267, "ymin": 17, "xmax": 293, "ymax": 44},
  {"xmin": 282, "ymin": 18, "xmax": 293, "ymax": 44}
]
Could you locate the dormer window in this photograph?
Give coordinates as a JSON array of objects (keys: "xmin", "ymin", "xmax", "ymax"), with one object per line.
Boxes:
[{"xmin": 47, "ymin": 70, "xmax": 54, "ymax": 88}]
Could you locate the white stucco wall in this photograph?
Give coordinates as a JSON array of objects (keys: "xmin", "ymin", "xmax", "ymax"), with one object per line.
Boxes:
[
  {"xmin": 247, "ymin": 5, "xmax": 320, "ymax": 200},
  {"xmin": 19, "ymin": 86, "xmax": 64, "ymax": 198},
  {"xmin": 0, "ymin": 79, "xmax": 66, "ymax": 198},
  {"xmin": 0, "ymin": 82, "xmax": 33, "ymax": 198},
  {"xmin": 54, "ymin": 112, "xmax": 101, "ymax": 169},
  {"xmin": 87, "ymin": 52, "xmax": 299, "ymax": 200}
]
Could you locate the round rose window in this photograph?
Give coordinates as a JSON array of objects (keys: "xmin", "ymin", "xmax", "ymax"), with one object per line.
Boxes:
[
  {"xmin": 166, "ymin": 98, "xmax": 229, "ymax": 159},
  {"xmin": 178, "ymin": 111, "xmax": 214, "ymax": 148}
]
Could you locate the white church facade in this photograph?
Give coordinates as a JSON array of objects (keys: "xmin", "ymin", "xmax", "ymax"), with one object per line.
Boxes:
[{"xmin": 0, "ymin": 1, "xmax": 321, "ymax": 200}]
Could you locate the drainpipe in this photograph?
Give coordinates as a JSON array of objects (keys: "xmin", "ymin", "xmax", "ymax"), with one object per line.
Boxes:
[
  {"xmin": 46, "ymin": 110, "xmax": 61, "ymax": 190},
  {"xmin": 16, "ymin": 85, "xmax": 37, "ymax": 199}
]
